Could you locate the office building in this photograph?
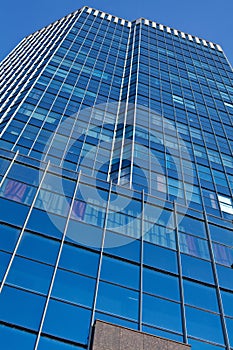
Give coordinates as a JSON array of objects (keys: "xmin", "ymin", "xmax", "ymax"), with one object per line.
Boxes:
[{"xmin": 0, "ymin": 6, "xmax": 233, "ymax": 350}]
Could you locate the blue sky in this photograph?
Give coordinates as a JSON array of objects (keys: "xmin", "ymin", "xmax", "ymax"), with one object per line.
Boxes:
[{"xmin": 0, "ymin": 0, "xmax": 233, "ymax": 65}]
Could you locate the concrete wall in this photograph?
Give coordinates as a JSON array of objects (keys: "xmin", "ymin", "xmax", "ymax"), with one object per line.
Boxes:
[{"xmin": 92, "ymin": 320, "xmax": 191, "ymax": 350}]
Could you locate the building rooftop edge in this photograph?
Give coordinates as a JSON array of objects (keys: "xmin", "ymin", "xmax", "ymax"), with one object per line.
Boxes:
[
  {"xmin": 24, "ymin": 5, "xmax": 223, "ymax": 53},
  {"xmin": 81, "ymin": 6, "xmax": 223, "ymax": 52}
]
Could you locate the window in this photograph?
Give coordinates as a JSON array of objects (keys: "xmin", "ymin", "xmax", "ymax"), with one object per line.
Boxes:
[
  {"xmin": 183, "ymin": 280, "xmax": 219, "ymax": 312},
  {"xmin": 217, "ymin": 195, "xmax": 233, "ymax": 214},
  {"xmin": 43, "ymin": 299, "xmax": 91, "ymax": 344},
  {"xmin": 96, "ymin": 281, "xmax": 139, "ymax": 320},
  {"xmin": 143, "ymin": 267, "xmax": 180, "ymax": 301},
  {"xmin": 186, "ymin": 306, "xmax": 224, "ymax": 344},
  {"xmin": 7, "ymin": 256, "xmax": 53, "ymax": 294},
  {"xmin": 52, "ymin": 269, "xmax": 95, "ymax": 307},
  {"xmin": 0, "ymin": 286, "xmax": 45, "ymax": 330},
  {"xmin": 144, "ymin": 242, "xmax": 178, "ymax": 273},
  {"xmin": 143, "ymin": 294, "xmax": 182, "ymax": 333},
  {"xmin": 100, "ymin": 256, "xmax": 139, "ymax": 289},
  {"xmin": 0, "ymin": 324, "xmax": 36, "ymax": 350}
]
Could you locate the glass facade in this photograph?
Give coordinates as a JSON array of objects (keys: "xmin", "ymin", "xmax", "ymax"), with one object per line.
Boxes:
[{"xmin": 0, "ymin": 6, "xmax": 233, "ymax": 350}]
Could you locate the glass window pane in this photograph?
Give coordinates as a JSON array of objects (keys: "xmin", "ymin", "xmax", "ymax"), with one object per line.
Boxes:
[
  {"xmin": 179, "ymin": 233, "xmax": 210, "ymax": 259},
  {"xmin": 178, "ymin": 215, "xmax": 206, "ymax": 238},
  {"xmin": 94, "ymin": 311, "xmax": 138, "ymax": 330},
  {"xmin": 7, "ymin": 256, "xmax": 53, "ymax": 294},
  {"xmin": 0, "ymin": 198, "xmax": 29, "ymax": 226},
  {"xmin": 143, "ymin": 294, "xmax": 182, "ymax": 333},
  {"xmin": 43, "ymin": 299, "xmax": 91, "ymax": 344},
  {"xmin": 186, "ymin": 306, "xmax": 224, "ymax": 344},
  {"xmin": 66, "ymin": 220, "xmax": 103, "ymax": 249},
  {"xmin": 7, "ymin": 163, "xmax": 39, "ymax": 186},
  {"xmin": 225, "ymin": 317, "xmax": 233, "ymax": 347},
  {"xmin": 0, "ymin": 179, "xmax": 36, "ymax": 205},
  {"xmin": 144, "ymin": 242, "xmax": 178, "ymax": 273},
  {"xmin": 18, "ymin": 232, "xmax": 59, "ymax": 264},
  {"xmin": 0, "ymin": 324, "xmax": 36, "ymax": 350},
  {"xmin": 188, "ymin": 338, "xmax": 225, "ymax": 350},
  {"xmin": 181, "ymin": 254, "xmax": 214, "ymax": 283},
  {"xmin": 100, "ymin": 256, "xmax": 139, "ymax": 290},
  {"xmin": 26, "ymin": 208, "xmax": 65, "ymax": 239},
  {"xmin": 59, "ymin": 244, "xmax": 99, "ymax": 277},
  {"xmin": 0, "ymin": 251, "xmax": 11, "ymax": 282},
  {"xmin": 216, "ymin": 264, "xmax": 233, "ymax": 290},
  {"xmin": 96, "ymin": 281, "xmax": 139, "ymax": 321},
  {"xmin": 183, "ymin": 280, "xmax": 219, "ymax": 312},
  {"xmin": 142, "ymin": 325, "xmax": 183, "ymax": 342},
  {"xmin": 0, "ymin": 286, "xmax": 45, "ymax": 330},
  {"xmin": 104, "ymin": 231, "xmax": 141, "ymax": 263},
  {"xmin": 209, "ymin": 224, "xmax": 233, "ymax": 247},
  {"xmin": 221, "ymin": 290, "xmax": 233, "ymax": 317},
  {"xmin": 143, "ymin": 267, "xmax": 180, "ymax": 301},
  {"xmin": 38, "ymin": 336, "xmax": 82, "ymax": 350},
  {"xmin": 52, "ymin": 269, "xmax": 95, "ymax": 307},
  {"xmin": 0, "ymin": 224, "xmax": 19, "ymax": 252}
]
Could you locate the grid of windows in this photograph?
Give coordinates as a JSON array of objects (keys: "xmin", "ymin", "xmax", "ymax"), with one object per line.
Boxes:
[{"xmin": 0, "ymin": 6, "xmax": 233, "ymax": 350}]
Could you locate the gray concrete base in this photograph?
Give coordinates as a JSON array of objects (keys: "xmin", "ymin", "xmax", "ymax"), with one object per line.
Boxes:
[{"xmin": 91, "ymin": 320, "xmax": 191, "ymax": 350}]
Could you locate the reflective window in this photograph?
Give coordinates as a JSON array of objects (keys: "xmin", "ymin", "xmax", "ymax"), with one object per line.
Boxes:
[
  {"xmin": 178, "ymin": 215, "xmax": 206, "ymax": 238},
  {"xmin": 26, "ymin": 208, "xmax": 65, "ymax": 239},
  {"xmin": 143, "ymin": 294, "xmax": 182, "ymax": 333},
  {"xmin": 0, "ymin": 251, "xmax": 11, "ymax": 281},
  {"xmin": 221, "ymin": 290, "xmax": 233, "ymax": 317},
  {"xmin": 0, "ymin": 324, "xmax": 36, "ymax": 350},
  {"xmin": 0, "ymin": 178, "xmax": 36, "ymax": 205},
  {"xmin": 213, "ymin": 242, "xmax": 233, "ymax": 266},
  {"xmin": 217, "ymin": 264, "xmax": 233, "ymax": 290},
  {"xmin": 186, "ymin": 306, "xmax": 224, "ymax": 344},
  {"xmin": 179, "ymin": 233, "xmax": 210, "ymax": 260},
  {"xmin": 100, "ymin": 256, "xmax": 139, "ymax": 290},
  {"xmin": 0, "ymin": 198, "xmax": 29, "ymax": 226},
  {"xmin": 0, "ymin": 158, "xmax": 11, "ymax": 176},
  {"xmin": 66, "ymin": 220, "xmax": 103, "ymax": 249},
  {"xmin": 7, "ymin": 163, "xmax": 39, "ymax": 185},
  {"xmin": 59, "ymin": 244, "xmax": 99, "ymax": 277},
  {"xmin": 0, "ymin": 224, "xmax": 19, "ymax": 252},
  {"xmin": 183, "ymin": 280, "xmax": 219, "ymax": 312},
  {"xmin": 209, "ymin": 224, "xmax": 233, "ymax": 247},
  {"xmin": 143, "ymin": 267, "xmax": 180, "ymax": 301},
  {"xmin": 43, "ymin": 299, "xmax": 91, "ymax": 344},
  {"xmin": 188, "ymin": 338, "xmax": 225, "ymax": 350},
  {"xmin": 181, "ymin": 254, "xmax": 214, "ymax": 283},
  {"xmin": 38, "ymin": 336, "xmax": 82, "ymax": 350},
  {"xmin": 7, "ymin": 256, "xmax": 53, "ymax": 294},
  {"xmin": 142, "ymin": 325, "xmax": 183, "ymax": 342},
  {"xmin": 144, "ymin": 222, "xmax": 176, "ymax": 249},
  {"xmin": 18, "ymin": 232, "xmax": 60, "ymax": 264},
  {"xmin": 52, "ymin": 268, "xmax": 95, "ymax": 307},
  {"xmin": 225, "ymin": 317, "xmax": 233, "ymax": 347},
  {"xmin": 94, "ymin": 311, "xmax": 138, "ymax": 330},
  {"xmin": 144, "ymin": 242, "xmax": 178, "ymax": 273},
  {"xmin": 0, "ymin": 286, "xmax": 45, "ymax": 330},
  {"xmin": 104, "ymin": 231, "xmax": 141, "ymax": 262},
  {"xmin": 96, "ymin": 281, "xmax": 139, "ymax": 320}
]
